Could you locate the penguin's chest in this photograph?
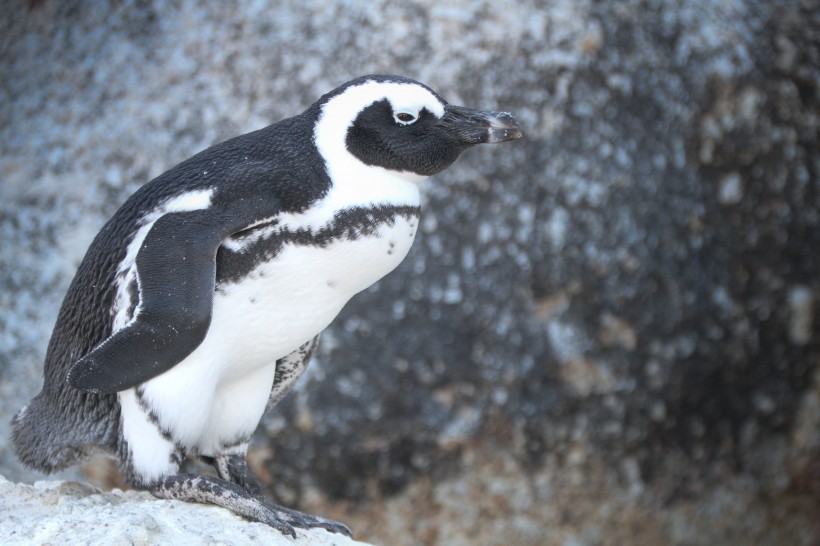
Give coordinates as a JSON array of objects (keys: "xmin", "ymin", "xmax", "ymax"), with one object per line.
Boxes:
[{"xmin": 202, "ymin": 206, "xmax": 420, "ymax": 378}]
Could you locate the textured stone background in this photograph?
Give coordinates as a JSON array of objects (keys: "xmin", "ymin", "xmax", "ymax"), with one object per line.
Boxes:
[{"xmin": 1, "ymin": 1, "xmax": 818, "ymax": 545}]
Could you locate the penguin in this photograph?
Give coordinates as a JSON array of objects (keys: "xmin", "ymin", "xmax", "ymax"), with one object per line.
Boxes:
[{"xmin": 11, "ymin": 74, "xmax": 522, "ymax": 537}]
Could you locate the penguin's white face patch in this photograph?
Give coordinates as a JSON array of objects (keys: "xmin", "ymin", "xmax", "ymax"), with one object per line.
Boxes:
[{"xmin": 314, "ymin": 80, "xmax": 446, "ymax": 185}]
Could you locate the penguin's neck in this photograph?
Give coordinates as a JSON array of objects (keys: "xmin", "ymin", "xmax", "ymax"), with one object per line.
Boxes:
[{"xmin": 280, "ymin": 152, "xmax": 423, "ymax": 233}]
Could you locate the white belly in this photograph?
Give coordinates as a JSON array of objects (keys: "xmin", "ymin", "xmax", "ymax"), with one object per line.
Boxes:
[{"xmin": 132, "ymin": 214, "xmax": 418, "ymax": 454}]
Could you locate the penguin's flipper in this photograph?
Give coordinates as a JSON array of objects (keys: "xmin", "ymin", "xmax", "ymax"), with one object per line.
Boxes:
[{"xmin": 68, "ymin": 203, "xmax": 274, "ymax": 394}]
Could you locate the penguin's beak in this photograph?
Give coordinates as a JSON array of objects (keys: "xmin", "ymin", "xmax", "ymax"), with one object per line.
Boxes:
[{"xmin": 441, "ymin": 105, "xmax": 523, "ymax": 145}]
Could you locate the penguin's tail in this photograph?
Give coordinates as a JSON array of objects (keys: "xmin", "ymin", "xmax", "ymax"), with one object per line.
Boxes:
[{"xmin": 10, "ymin": 392, "xmax": 112, "ymax": 473}]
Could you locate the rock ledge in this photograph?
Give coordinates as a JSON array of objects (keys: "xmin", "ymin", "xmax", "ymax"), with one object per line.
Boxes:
[{"xmin": 0, "ymin": 475, "xmax": 371, "ymax": 546}]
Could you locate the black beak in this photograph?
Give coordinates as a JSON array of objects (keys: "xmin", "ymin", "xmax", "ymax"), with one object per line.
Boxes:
[{"xmin": 440, "ymin": 105, "xmax": 523, "ymax": 145}]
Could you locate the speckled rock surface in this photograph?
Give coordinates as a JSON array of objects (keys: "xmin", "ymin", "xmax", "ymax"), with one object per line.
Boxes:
[
  {"xmin": 0, "ymin": 474, "xmax": 369, "ymax": 546},
  {"xmin": 1, "ymin": 1, "xmax": 818, "ymax": 545}
]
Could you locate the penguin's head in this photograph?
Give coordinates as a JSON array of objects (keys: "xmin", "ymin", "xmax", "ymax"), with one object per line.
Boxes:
[{"xmin": 313, "ymin": 75, "xmax": 522, "ymax": 181}]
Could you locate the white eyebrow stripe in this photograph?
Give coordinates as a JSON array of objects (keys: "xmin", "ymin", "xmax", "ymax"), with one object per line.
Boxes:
[{"xmin": 319, "ymin": 81, "xmax": 445, "ymax": 134}]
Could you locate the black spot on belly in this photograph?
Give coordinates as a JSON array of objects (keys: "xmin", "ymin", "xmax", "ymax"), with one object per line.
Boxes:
[{"xmin": 215, "ymin": 204, "xmax": 420, "ymax": 286}]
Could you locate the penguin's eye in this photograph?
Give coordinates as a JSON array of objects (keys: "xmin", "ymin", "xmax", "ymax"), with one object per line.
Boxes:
[{"xmin": 394, "ymin": 111, "xmax": 417, "ymax": 125}]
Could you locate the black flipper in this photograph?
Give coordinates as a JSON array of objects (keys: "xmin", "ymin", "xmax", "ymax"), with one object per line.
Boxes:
[
  {"xmin": 68, "ymin": 195, "xmax": 278, "ymax": 394},
  {"xmin": 151, "ymin": 473, "xmax": 353, "ymax": 538}
]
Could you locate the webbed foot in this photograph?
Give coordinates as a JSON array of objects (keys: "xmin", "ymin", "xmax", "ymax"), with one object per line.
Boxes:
[{"xmin": 257, "ymin": 497, "xmax": 352, "ymax": 537}]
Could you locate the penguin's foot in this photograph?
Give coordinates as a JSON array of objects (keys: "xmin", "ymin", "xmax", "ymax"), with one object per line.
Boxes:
[
  {"xmin": 150, "ymin": 474, "xmax": 352, "ymax": 538},
  {"xmin": 256, "ymin": 495, "xmax": 353, "ymax": 537}
]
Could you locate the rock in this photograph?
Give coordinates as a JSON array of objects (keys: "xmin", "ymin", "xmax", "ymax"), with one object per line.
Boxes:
[
  {"xmin": 0, "ymin": 1, "xmax": 818, "ymax": 545},
  {"xmin": 0, "ymin": 474, "xmax": 370, "ymax": 546}
]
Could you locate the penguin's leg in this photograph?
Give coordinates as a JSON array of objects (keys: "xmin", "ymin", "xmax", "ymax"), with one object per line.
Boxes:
[
  {"xmin": 150, "ymin": 473, "xmax": 353, "ymax": 537},
  {"xmin": 213, "ymin": 446, "xmax": 261, "ymax": 494},
  {"xmin": 210, "ymin": 445, "xmax": 352, "ymax": 537}
]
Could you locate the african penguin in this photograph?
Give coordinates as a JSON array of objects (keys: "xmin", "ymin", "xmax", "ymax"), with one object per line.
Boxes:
[{"xmin": 11, "ymin": 74, "xmax": 522, "ymax": 537}]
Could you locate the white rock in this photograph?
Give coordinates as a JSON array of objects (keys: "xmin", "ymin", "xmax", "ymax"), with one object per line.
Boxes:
[{"xmin": 0, "ymin": 475, "xmax": 372, "ymax": 546}]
